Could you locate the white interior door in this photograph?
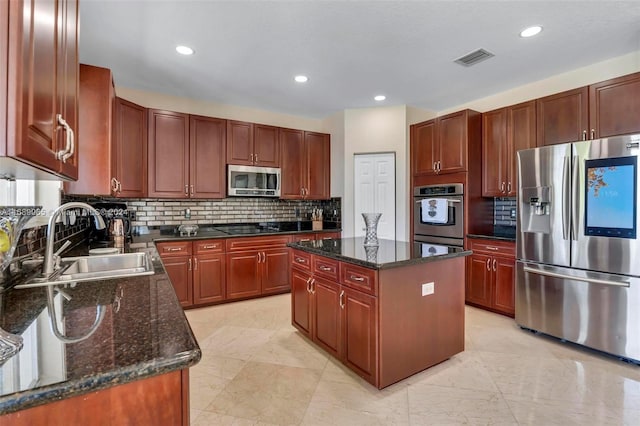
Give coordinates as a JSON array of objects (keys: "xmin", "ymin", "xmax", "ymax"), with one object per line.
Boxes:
[{"xmin": 354, "ymin": 153, "xmax": 396, "ymax": 240}]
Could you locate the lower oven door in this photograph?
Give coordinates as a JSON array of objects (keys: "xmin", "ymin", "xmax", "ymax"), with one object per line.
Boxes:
[{"xmin": 414, "ymin": 195, "xmax": 464, "ymax": 240}]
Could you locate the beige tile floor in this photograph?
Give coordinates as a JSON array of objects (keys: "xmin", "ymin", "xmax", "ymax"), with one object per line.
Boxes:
[{"xmin": 185, "ymin": 294, "xmax": 640, "ymax": 425}]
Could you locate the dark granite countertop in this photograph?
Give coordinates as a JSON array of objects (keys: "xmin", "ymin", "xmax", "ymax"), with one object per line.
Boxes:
[
  {"xmin": 289, "ymin": 237, "xmax": 471, "ymax": 270},
  {"xmin": 467, "ymin": 226, "xmax": 516, "ymax": 242},
  {"xmin": 133, "ymin": 221, "xmax": 341, "ymax": 244},
  {"xmin": 0, "ymin": 243, "xmax": 201, "ymax": 415}
]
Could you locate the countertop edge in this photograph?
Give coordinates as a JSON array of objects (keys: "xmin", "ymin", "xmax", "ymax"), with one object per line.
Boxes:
[{"xmin": 136, "ymin": 227, "xmax": 342, "ymax": 243}]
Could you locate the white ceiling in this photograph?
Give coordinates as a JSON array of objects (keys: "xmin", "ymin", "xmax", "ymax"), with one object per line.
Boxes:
[{"xmin": 80, "ymin": 1, "xmax": 640, "ymax": 120}]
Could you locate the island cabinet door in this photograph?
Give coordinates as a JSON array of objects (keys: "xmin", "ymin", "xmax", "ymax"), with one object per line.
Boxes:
[
  {"xmin": 226, "ymin": 251, "xmax": 261, "ymax": 300},
  {"xmin": 312, "ymin": 277, "xmax": 341, "ymax": 359},
  {"xmin": 291, "ymin": 268, "xmax": 312, "ymax": 338},
  {"xmin": 341, "ymin": 287, "xmax": 377, "ymax": 386}
]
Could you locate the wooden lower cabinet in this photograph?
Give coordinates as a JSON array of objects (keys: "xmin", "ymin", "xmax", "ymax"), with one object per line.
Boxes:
[
  {"xmin": 161, "ymin": 256, "xmax": 192, "ymax": 307},
  {"xmin": 291, "ymin": 249, "xmax": 465, "ymax": 389},
  {"xmin": 261, "ymin": 248, "xmax": 291, "ymax": 294},
  {"xmin": 225, "ymin": 250, "xmax": 262, "ymax": 299},
  {"xmin": 193, "ymin": 253, "xmax": 225, "ymax": 304},
  {"xmin": 1, "ymin": 370, "xmax": 190, "ymax": 426},
  {"xmin": 465, "ymin": 238, "xmax": 516, "ymax": 316}
]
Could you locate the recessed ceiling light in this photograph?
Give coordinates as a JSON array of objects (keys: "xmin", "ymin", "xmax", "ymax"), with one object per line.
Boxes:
[
  {"xmin": 294, "ymin": 75, "xmax": 308, "ymax": 83},
  {"xmin": 176, "ymin": 45, "xmax": 194, "ymax": 55},
  {"xmin": 520, "ymin": 26, "xmax": 542, "ymax": 38},
  {"xmin": 374, "ymin": 95, "xmax": 386, "ymax": 101}
]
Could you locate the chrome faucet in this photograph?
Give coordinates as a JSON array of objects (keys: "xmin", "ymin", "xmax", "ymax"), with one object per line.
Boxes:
[{"xmin": 42, "ymin": 202, "xmax": 106, "ymax": 276}]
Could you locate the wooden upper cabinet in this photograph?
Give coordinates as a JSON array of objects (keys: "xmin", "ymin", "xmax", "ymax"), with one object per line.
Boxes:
[
  {"xmin": 589, "ymin": 72, "xmax": 640, "ymax": 139},
  {"xmin": 226, "ymin": 121, "xmax": 279, "ymax": 167},
  {"xmin": 536, "ymin": 87, "xmax": 589, "ymax": 146},
  {"xmin": 5, "ymin": 0, "xmax": 79, "ymax": 179},
  {"xmin": 507, "ymin": 100, "xmax": 536, "ymax": 196},
  {"xmin": 148, "ymin": 109, "xmax": 190, "ymax": 198},
  {"xmin": 190, "ymin": 115, "xmax": 226, "ymax": 199},
  {"xmin": 482, "ymin": 108, "xmax": 507, "ymax": 196},
  {"xmin": 253, "ymin": 124, "xmax": 279, "ymax": 167},
  {"xmin": 437, "ymin": 110, "xmax": 468, "ymax": 174},
  {"xmin": 114, "ymin": 97, "xmax": 147, "ymax": 197},
  {"xmin": 411, "ymin": 120, "xmax": 437, "ymax": 176},
  {"xmin": 226, "ymin": 120, "xmax": 253, "ymax": 165},
  {"xmin": 482, "ymin": 100, "xmax": 535, "ymax": 197},
  {"xmin": 280, "ymin": 128, "xmax": 305, "ymax": 199},
  {"xmin": 64, "ymin": 64, "xmax": 114, "ymax": 195},
  {"xmin": 305, "ymin": 131, "xmax": 330, "ymax": 200}
]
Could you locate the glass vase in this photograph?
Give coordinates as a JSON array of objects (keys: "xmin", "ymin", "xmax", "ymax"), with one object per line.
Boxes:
[{"xmin": 362, "ymin": 213, "xmax": 382, "ymax": 246}]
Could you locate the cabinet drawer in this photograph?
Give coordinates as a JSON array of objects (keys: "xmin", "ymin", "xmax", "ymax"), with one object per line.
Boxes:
[
  {"xmin": 313, "ymin": 256, "xmax": 339, "ymax": 281},
  {"xmin": 291, "ymin": 250, "xmax": 312, "ymax": 271},
  {"xmin": 292, "ymin": 233, "xmax": 316, "ymax": 242},
  {"xmin": 226, "ymin": 235, "xmax": 291, "ymax": 252},
  {"xmin": 317, "ymin": 231, "xmax": 341, "ymax": 240},
  {"xmin": 156, "ymin": 241, "xmax": 192, "ymax": 257},
  {"xmin": 468, "ymin": 239, "xmax": 515, "ymax": 257},
  {"xmin": 340, "ymin": 262, "xmax": 378, "ymax": 296},
  {"xmin": 194, "ymin": 239, "xmax": 225, "ymax": 254}
]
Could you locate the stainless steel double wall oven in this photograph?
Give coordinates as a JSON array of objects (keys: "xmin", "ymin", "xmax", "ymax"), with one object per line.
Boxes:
[{"xmin": 413, "ymin": 183, "xmax": 464, "ymax": 247}]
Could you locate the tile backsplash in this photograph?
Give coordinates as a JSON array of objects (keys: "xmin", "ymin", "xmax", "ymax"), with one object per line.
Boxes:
[
  {"xmin": 494, "ymin": 197, "xmax": 517, "ymax": 227},
  {"xmin": 63, "ymin": 196, "xmax": 341, "ymax": 228}
]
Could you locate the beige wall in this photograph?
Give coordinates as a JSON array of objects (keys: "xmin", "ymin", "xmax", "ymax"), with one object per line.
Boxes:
[
  {"xmin": 116, "ymin": 87, "xmax": 325, "ymax": 132},
  {"xmin": 438, "ymin": 50, "xmax": 640, "ymax": 115},
  {"xmin": 321, "ymin": 111, "xmax": 345, "ymax": 199}
]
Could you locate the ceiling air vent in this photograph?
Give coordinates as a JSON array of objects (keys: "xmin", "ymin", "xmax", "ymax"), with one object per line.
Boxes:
[{"xmin": 454, "ymin": 48, "xmax": 495, "ymax": 67}]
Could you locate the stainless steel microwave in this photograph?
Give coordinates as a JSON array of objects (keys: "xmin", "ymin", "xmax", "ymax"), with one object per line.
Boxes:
[{"xmin": 227, "ymin": 165, "xmax": 281, "ymax": 197}]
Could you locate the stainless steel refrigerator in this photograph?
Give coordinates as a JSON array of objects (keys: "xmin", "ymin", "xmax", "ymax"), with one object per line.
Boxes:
[{"xmin": 516, "ymin": 134, "xmax": 640, "ymax": 363}]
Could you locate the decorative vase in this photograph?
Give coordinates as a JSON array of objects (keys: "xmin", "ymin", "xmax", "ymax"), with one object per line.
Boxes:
[
  {"xmin": 362, "ymin": 213, "xmax": 382, "ymax": 246},
  {"xmin": 364, "ymin": 245, "xmax": 379, "ymax": 262}
]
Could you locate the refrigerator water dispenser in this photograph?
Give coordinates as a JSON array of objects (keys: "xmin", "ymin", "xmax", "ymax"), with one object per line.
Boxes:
[{"xmin": 520, "ymin": 186, "xmax": 551, "ymax": 233}]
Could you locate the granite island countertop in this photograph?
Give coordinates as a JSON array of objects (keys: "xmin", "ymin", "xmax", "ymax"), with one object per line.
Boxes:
[
  {"xmin": 0, "ymin": 244, "xmax": 201, "ymax": 415},
  {"xmin": 289, "ymin": 237, "xmax": 471, "ymax": 270}
]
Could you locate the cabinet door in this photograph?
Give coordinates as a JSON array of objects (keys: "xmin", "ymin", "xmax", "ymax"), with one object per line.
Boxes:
[
  {"xmin": 190, "ymin": 115, "xmax": 226, "ymax": 199},
  {"xmin": 193, "ymin": 254, "xmax": 225, "ymax": 305},
  {"xmin": 226, "ymin": 120, "xmax": 253, "ymax": 165},
  {"xmin": 507, "ymin": 100, "xmax": 536, "ymax": 196},
  {"xmin": 291, "ymin": 268, "xmax": 312, "ymax": 338},
  {"xmin": 492, "ymin": 256, "xmax": 515, "ymax": 316},
  {"xmin": 225, "ymin": 251, "xmax": 261, "ymax": 300},
  {"xmin": 55, "ymin": 0, "xmax": 79, "ymax": 179},
  {"xmin": 9, "ymin": 0, "xmax": 60, "ymax": 173},
  {"xmin": 280, "ymin": 128, "xmax": 305, "ymax": 199},
  {"xmin": 341, "ymin": 287, "xmax": 377, "ymax": 384},
  {"xmin": 148, "ymin": 109, "xmax": 189, "ymax": 198},
  {"xmin": 261, "ymin": 248, "xmax": 290, "ymax": 294},
  {"xmin": 536, "ymin": 87, "xmax": 589, "ymax": 146},
  {"xmin": 465, "ymin": 253, "xmax": 492, "ymax": 307},
  {"xmin": 313, "ymin": 277, "xmax": 340, "ymax": 358},
  {"xmin": 437, "ymin": 110, "xmax": 467, "ymax": 174},
  {"xmin": 305, "ymin": 131, "xmax": 331, "ymax": 199},
  {"xmin": 411, "ymin": 120, "xmax": 437, "ymax": 176},
  {"xmin": 253, "ymin": 124, "xmax": 279, "ymax": 167},
  {"xmin": 589, "ymin": 72, "xmax": 640, "ymax": 139},
  {"xmin": 482, "ymin": 108, "xmax": 507, "ymax": 197},
  {"xmin": 162, "ymin": 256, "xmax": 193, "ymax": 307},
  {"xmin": 114, "ymin": 97, "xmax": 147, "ymax": 197}
]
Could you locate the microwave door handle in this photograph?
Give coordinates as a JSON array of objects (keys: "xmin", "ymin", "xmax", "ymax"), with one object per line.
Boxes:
[
  {"xmin": 571, "ymin": 155, "xmax": 579, "ymax": 241},
  {"xmin": 562, "ymin": 155, "xmax": 571, "ymax": 240}
]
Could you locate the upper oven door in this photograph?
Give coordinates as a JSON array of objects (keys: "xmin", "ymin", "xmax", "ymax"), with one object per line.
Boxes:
[
  {"xmin": 571, "ymin": 135, "xmax": 640, "ymax": 276},
  {"xmin": 413, "ymin": 194, "xmax": 464, "ymax": 239}
]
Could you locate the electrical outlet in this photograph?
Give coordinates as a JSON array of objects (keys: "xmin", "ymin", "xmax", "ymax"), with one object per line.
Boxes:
[
  {"xmin": 421, "ymin": 282, "xmax": 434, "ymax": 296},
  {"xmin": 510, "ymin": 208, "xmax": 516, "ymax": 219}
]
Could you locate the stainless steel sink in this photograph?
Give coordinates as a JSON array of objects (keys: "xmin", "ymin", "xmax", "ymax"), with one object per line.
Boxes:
[{"xmin": 17, "ymin": 252, "xmax": 154, "ymax": 288}]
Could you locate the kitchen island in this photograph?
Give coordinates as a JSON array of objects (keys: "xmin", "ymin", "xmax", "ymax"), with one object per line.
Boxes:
[
  {"xmin": 289, "ymin": 237, "xmax": 471, "ymax": 389},
  {"xmin": 0, "ymin": 247, "xmax": 200, "ymax": 424}
]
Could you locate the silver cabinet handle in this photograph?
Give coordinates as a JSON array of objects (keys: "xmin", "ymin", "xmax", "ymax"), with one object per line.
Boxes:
[
  {"xmin": 188, "ymin": 258, "xmax": 192, "ymax": 271},
  {"xmin": 310, "ymin": 278, "xmax": 315, "ymax": 294},
  {"xmin": 486, "ymin": 258, "xmax": 491, "ymax": 271},
  {"xmin": 117, "ymin": 180, "xmax": 122, "ymax": 193},
  {"xmin": 184, "ymin": 185, "xmax": 189, "ymax": 196},
  {"xmin": 257, "ymin": 253, "xmax": 261, "ymax": 263},
  {"xmin": 349, "ymin": 275, "xmax": 364, "ymax": 282},
  {"xmin": 55, "ymin": 114, "xmax": 72, "ymax": 161},
  {"xmin": 255, "ymin": 154, "xmax": 258, "ymax": 163},
  {"xmin": 437, "ymin": 161, "xmax": 442, "ymax": 173},
  {"xmin": 111, "ymin": 177, "xmax": 119, "ymax": 194},
  {"xmin": 166, "ymin": 247, "xmax": 183, "ymax": 252},
  {"xmin": 194, "ymin": 258, "xmax": 198, "ymax": 270},
  {"xmin": 500, "ymin": 182, "xmax": 506, "ymax": 193},
  {"xmin": 492, "ymin": 259, "xmax": 497, "ymax": 271},
  {"xmin": 507, "ymin": 182, "xmax": 512, "ymax": 193},
  {"xmin": 190, "ymin": 184, "xmax": 194, "ymax": 196},
  {"xmin": 339, "ymin": 290, "xmax": 345, "ymax": 309},
  {"xmin": 485, "ymin": 246, "xmax": 499, "ymax": 251},
  {"xmin": 295, "ymin": 256, "xmax": 306, "ymax": 263},
  {"xmin": 590, "ymin": 129, "xmax": 595, "ymax": 140},
  {"xmin": 262, "ymin": 252, "xmax": 266, "ymax": 263},
  {"xmin": 319, "ymin": 265, "xmax": 332, "ymax": 271},
  {"xmin": 203, "ymin": 244, "xmax": 217, "ymax": 249},
  {"xmin": 64, "ymin": 123, "xmax": 75, "ymax": 162},
  {"xmin": 299, "ymin": 238, "xmax": 311, "ymax": 242},
  {"xmin": 306, "ymin": 277, "xmax": 312, "ymax": 292},
  {"xmin": 433, "ymin": 162, "xmax": 437, "ymax": 172},
  {"xmin": 582, "ymin": 130, "xmax": 587, "ymax": 140}
]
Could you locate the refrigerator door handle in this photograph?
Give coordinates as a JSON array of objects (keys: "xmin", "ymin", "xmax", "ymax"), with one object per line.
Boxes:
[
  {"xmin": 523, "ymin": 266, "xmax": 630, "ymax": 288},
  {"xmin": 571, "ymin": 155, "xmax": 580, "ymax": 241},
  {"xmin": 562, "ymin": 155, "xmax": 571, "ymax": 240}
]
